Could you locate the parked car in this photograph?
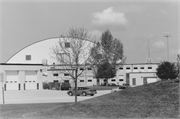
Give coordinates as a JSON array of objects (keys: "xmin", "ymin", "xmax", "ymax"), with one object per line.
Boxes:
[
  {"xmin": 122, "ymin": 83, "xmax": 130, "ymax": 88},
  {"xmin": 108, "ymin": 83, "xmax": 117, "ymax": 86},
  {"xmin": 67, "ymin": 87, "xmax": 97, "ymax": 96},
  {"xmin": 111, "ymin": 85, "xmax": 126, "ymax": 92}
]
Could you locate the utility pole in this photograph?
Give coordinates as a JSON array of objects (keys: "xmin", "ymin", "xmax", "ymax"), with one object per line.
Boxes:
[
  {"xmin": 163, "ymin": 32, "xmax": 172, "ymax": 61},
  {"xmin": 0, "ymin": 72, "xmax": 5, "ymax": 104},
  {"xmin": 177, "ymin": 54, "xmax": 180, "ymax": 78}
]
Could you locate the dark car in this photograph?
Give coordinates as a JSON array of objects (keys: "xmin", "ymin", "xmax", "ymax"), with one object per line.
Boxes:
[
  {"xmin": 111, "ymin": 85, "xmax": 126, "ymax": 92},
  {"xmin": 67, "ymin": 87, "xmax": 97, "ymax": 96},
  {"xmin": 122, "ymin": 83, "xmax": 130, "ymax": 88},
  {"xmin": 108, "ymin": 83, "xmax": 117, "ymax": 86}
]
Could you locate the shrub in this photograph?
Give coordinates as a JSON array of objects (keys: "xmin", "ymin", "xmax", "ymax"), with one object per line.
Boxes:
[
  {"xmin": 156, "ymin": 61, "xmax": 179, "ymax": 80},
  {"xmin": 43, "ymin": 82, "xmax": 49, "ymax": 89}
]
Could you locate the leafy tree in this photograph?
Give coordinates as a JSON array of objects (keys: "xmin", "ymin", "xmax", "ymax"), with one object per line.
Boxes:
[
  {"xmin": 96, "ymin": 61, "xmax": 116, "ymax": 85},
  {"xmin": 90, "ymin": 29, "xmax": 125, "ymax": 86},
  {"xmin": 100, "ymin": 30, "xmax": 125, "ymax": 65},
  {"xmin": 156, "ymin": 61, "xmax": 179, "ymax": 80}
]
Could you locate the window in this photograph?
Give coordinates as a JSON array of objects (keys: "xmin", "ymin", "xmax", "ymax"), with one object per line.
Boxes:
[
  {"xmin": 119, "ymin": 67, "xmax": 123, "ymax": 70},
  {"xmin": 80, "ymin": 68, "xmax": 84, "ymax": 70},
  {"xmin": 26, "ymin": 55, "xmax": 31, "ymax": 61},
  {"xmin": 80, "ymin": 80, "xmax": 84, "ymax": 82},
  {"xmin": 134, "ymin": 67, "xmax": 138, "ymax": 69},
  {"xmin": 119, "ymin": 79, "xmax": 123, "ymax": 81},
  {"xmin": 88, "ymin": 80, "xmax": 92, "ymax": 82},
  {"xmin": 10, "ymin": 81, "xmax": 13, "ymax": 83},
  {"xmin": 88, "ymin": 68, "xmax": 92, "ymax": 70},
  {"xmin": 140, "ymin": 67, "xmax": 144, "ymax": 69},
  {"xmin": 111, "ymin": 79, "xmax": 116, "ymax": 81},
  {"xmin": 126, "ymin": 67, "xmax": 130, "ymax": 70},
  {"xmin": 6, "ymin": 81, "xmax": 8, "ymax": 83},
  {"xmin": 33, "ymin": 81, "xmax": 35, "ymax": 82},
  {"xmin": 14, "ymin": 81, "xmax": 17, "ymax": 83},
  {"xmin": 65, "ymin": 42, "xmax": 70, "ymax": 48},
  {"xmin": 50, "ymin": 67, "xmax": 55, "ymax": 70},
  {"xmin": 148, "ymin": 67, "xmax": 152, "ymax": 69},
  {"xmin": 64, "ymin": 73, "xmax": 70, "ymax": 76},
  {"xmin": 53, "ymin": 73, "xmax": 58, "ymax": 76},
  {"xmin": 63, "ymin": 80, "xmax": 69, "ymax": 83},
  {"xmin": 53, "ymin": 80, "xmax": 58, "ymax": 82}
]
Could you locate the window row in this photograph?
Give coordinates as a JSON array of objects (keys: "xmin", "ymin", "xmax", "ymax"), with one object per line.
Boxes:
[
  {"xmin": 111, "ymin": 79, "xmax": 124, "ymax": 82},
  {"xmin": 53, "ymin": 73, "xmax": 70, "ymax": 76},
  {"xmin": 25, "ymin": 81, "xmax": 36, "ymax": 82},
  {"xmin": 6, "ymin": 81, "xmax": 36, "ymax": 83},
  {"xmin": 6, "ymin": 81, "xmax": 17, "ymax": 83},
  {"xmin": 119, "ymin": 66, "xmax": 152, "ymax": 70},
  {"xmin": 80, "ymin": 68, "xmax": 92, "ymax": 70},
  {"xmin": 80, "ymin": 80, "xmax": 92, "ymax": 82}
]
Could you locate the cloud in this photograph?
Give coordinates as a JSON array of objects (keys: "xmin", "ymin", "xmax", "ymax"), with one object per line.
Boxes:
[
  {"xmin": 159, "ymin": 10, "xmax": 167, "ymax": 15},
  {"xmin": 153, "ymin": 41, "xmax": 166, "ymax": 49},
  {"xmin": 92, "ymin": 7, "xmax": 127, "ymax": 26}
]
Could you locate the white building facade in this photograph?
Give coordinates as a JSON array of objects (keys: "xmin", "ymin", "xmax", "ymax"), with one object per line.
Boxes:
[{"xmin": 0, "ymin": 37, "xmax": 160, "ymax": 91}]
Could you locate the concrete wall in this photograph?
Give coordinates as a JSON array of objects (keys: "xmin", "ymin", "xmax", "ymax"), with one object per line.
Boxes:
[{"xmin": 129, "ymin": 72, "xmax": 157, "ymax": 87}]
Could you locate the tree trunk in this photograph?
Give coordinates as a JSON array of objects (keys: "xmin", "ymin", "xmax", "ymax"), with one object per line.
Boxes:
[
  {"xmin": 75, "ymin": 69, "xmax": 78, "ymax": 103},
  {"xmin": 105, "ymin": 78, "xmax": 108, "ymax": 86}
]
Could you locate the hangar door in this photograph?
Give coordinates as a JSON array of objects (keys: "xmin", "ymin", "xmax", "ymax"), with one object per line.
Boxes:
[
  {"xmin": 6, "ymin": 71, "xmax": 19, "ymax": 90},
  {"xmin": 25, "ymin": 71, "xmax": 37, "ymax": 90}
]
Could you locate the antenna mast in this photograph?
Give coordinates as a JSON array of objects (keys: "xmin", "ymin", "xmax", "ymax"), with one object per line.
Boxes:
[{"xmin": 147, "ymin": 39, "xmax": 151, "ymax": 58}]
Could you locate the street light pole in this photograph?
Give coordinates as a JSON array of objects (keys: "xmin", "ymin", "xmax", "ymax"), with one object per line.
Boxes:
[
  {"xmin": 0, "ymin": 72, "xmax": 5, "ymax": 104},
  {"xmin": 164, "ymin": 32, "xmax": 172, "ymax": 61}
]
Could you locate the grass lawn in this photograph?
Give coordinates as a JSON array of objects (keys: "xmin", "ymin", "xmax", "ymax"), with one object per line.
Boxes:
[
  {"xmin": 1, "ymin": 79, "xmax": 179, "ymax": 119},
  {"xmin": 0, "ymin": 103, "xmax": 72, "ymax": 119}
]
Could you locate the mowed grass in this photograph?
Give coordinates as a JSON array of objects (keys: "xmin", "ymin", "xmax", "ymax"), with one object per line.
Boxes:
[
  {"xmin": 0, "ymin": 103, "xmax": 72, "ymax": 119},
  {"xmin": 1, "ymin": 79, "xmax": 179, "ymax": 119}
]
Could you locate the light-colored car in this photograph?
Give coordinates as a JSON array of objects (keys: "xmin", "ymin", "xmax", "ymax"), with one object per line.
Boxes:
[
  {"xmin": 111, "ymin": 85, "xmax": 126, "ymax": 92},
  {"xmin": 67, "ymin": 87, "xmax": 97, "ymax": 96}
]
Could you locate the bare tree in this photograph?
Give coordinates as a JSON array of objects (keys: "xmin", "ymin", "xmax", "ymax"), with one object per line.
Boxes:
[{"xmin": 51, "ymin": 27, "xmax": 94, "ymax": 103}]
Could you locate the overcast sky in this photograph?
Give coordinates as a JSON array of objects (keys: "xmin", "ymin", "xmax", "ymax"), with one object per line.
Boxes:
[{"xmin": 0, "ymin": 0, "xmax": 179, "ymax": 63}]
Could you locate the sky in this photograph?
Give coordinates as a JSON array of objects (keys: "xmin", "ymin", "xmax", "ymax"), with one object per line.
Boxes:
[{"xmin": 0, "ymin": 0, "xmax": 179, "ymax": 64}]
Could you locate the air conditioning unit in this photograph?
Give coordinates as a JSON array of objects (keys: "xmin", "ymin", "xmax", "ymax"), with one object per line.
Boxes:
[{"xmin": 146, "ymin": 58, "xmax": 153, "ymax": 63}]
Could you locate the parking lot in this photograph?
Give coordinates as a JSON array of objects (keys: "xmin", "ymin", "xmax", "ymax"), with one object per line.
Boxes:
[{"xmin": 0, "ymin": 89, "xmax": 111, "ymax": 104}]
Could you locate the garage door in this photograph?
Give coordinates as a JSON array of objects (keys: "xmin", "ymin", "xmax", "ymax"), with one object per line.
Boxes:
[
  {"xmin": 6, "ymin": 71, "xmax": 19, "ymax": 90},
  {"xmin": 25, "ymin": 71, "xmax": 37, "ymax": 90},
  {"xmin": 147, "ymin": 78, "xmax": 157, "ymax": 84}
]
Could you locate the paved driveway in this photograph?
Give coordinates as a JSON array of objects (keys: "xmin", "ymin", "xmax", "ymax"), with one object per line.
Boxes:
[{"xmin": 0, "ymin": 90, "xmax": 111, "ymax": 104}]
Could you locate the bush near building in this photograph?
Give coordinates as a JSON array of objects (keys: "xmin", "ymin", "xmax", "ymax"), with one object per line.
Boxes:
[{"xmin": 156, "ymin": 61, "xmax": 179, "ymax": 80}]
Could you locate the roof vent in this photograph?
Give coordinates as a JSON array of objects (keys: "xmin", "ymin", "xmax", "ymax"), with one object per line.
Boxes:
[
  {"xmin": 146, "ymin": 58, "xmax": 153, "ymax": 63},
  {"xmin": 42, "ymin": 59, "xmax": 48, "ymax": 65}
]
